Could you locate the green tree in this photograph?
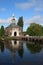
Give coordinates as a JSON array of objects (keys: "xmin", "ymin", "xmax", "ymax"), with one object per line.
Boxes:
[
  {"xmin": 26, "ymin": 23, "xmax": 43, "ymax": 36},
  {"xmin": 0, "ymin": 29, "xmax": 1, "ymax": 36},
  {"xmin": 17, "ymin": 16, "xmax": 24, "ymax": 30},
  {"xmin": 0, "ymin": 26, "xmax": 5, "ymax": 36},
  {"xmin": 41, "ymin": 26, "xmax": 43, "ymax": 35}
]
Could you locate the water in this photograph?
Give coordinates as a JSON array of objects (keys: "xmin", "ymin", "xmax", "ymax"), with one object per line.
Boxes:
[{"xmin": 0, "ymin": 40, "xmax": 43, "ymax": 65}]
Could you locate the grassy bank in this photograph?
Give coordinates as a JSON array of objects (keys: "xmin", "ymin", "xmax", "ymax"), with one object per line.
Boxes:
[
  {"xmin": 0, "ymin": 36, "xmax": 16, "ymax": 40},
  {"xmin": 4, "ymin": 36, "xmax": 16, "ymax": 40},
  {"xmin": 0, "ymin": 36, "xmax": 21, "ymax": 40}
]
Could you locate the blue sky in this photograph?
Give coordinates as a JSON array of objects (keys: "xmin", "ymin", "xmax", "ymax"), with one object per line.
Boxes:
[{"xmin": 0, "ymin": 0, "xmax": 43, "ymax": 31}]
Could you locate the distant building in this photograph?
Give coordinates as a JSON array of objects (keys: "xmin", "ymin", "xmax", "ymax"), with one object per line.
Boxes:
[{"xmin": 5, "ymin": 14, "xmax": 23, "ymax": 36}]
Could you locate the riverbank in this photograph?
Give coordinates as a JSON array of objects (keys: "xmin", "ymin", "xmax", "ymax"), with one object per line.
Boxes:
[
  {"xmin": 1, "ymin": 36, "xmax": 28, "ymax": 41},
  {"xmin": 0, "ymin": 36, "xmax": 43, "ymax": 42}
]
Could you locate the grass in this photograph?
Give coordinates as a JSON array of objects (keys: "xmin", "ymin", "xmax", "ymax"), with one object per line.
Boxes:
[
  {"xmin": 0, "ymin": 36, "xmax": 16, "ymax": 40},
  {"xmin": 0, "ymin": 36, "xmax": 21, "ymax": 40}
]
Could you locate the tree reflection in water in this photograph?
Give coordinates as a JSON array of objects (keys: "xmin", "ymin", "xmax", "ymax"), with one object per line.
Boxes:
[
  {"xmin": 18, "ymin": 41, "xmax": 24, "ymax": 58},
  {"xmin": 0, "ymin": 40, "xmax": 4, "ymax": 52},
  {"xmin": 26, "ymin": 41, "xmax": 43, "ymax": 54}
]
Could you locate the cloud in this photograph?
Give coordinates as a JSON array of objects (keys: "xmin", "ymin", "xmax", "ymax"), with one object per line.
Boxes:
[
  {"xmin": 15, "ymin": 0, "xmax": 35, "ymax": 10},
  {"xmin": 0, "ymin": 19, "xmax": 10, "ymax": 24},
  {"xmin": 0, "ymin": 14, "xmax": 43, "ymax": 27},
  {"xmin": 34, "ymin": 8, "xmax": 43, "ymax": 12},
  {"xmin": 0, "ymin": 17, "xmax": 18, "ymax": 24},
  {"xmin": 34, "ymin": 0, "xmax": 43, "ymax": 12},
  {"xmin": 24, "ymin": 15, "xmax": 43, "ymax": 25},
  {"xmin": 15, "ymin": 0, "xmax": 43, "ymax": 12},
  {"xmin": 0, "ymin": 8, "xmax": 6, "ymax": 11}
]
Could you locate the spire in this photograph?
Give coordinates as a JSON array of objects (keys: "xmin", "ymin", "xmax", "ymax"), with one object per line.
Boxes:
[
  {"xmin": 11, "ymin": 13, "xmax": 15, "ymax": 23},
  {"xmin": 12, "ymin": 13, "xmax": 14, "ymax": 17}
]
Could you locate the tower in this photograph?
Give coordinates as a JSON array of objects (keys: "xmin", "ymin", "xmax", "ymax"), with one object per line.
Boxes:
[{"xmin": 11, "ymin": 13, "xmax": 15, "ymax": 24}]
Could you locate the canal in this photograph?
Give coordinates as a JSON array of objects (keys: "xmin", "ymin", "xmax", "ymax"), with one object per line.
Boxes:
[{"xmin": 0, "ymin": 40, "xmax": 43, "ymax": 65}]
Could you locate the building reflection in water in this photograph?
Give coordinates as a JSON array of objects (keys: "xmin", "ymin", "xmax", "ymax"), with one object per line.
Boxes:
[
  {"xmin": 4, "ymin": 40, "xmax": 24, "ymax": 63},
  {"xmin": 11, "ymin": 40, "xmax": 20, "ymax": 49}
]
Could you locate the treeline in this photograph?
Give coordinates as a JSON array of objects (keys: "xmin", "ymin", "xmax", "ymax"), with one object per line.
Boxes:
[
  {"xmin": 0, "ymin": 26, "xmax": 4, "ymax": 37},
  {"xmin": 18, "ymin": 17, "xmax": 43, "ymax": 36},
  {"xmin": 0, "ymin": 18, "xmax": 43, "ymax": 36},
  {"xmin": 26, "ymin": 23, "xmax": 43, "ymax": 36}
]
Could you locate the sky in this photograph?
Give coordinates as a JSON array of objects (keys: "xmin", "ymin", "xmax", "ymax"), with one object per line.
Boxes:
[{"xmin": 0, "ymin": 0, "xmax": 43, "ymax": 31}]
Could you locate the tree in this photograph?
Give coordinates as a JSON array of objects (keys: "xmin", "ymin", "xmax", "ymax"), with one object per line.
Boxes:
[
  {"xmin": 17, "ymin": 16, "xmax": 24, "ymax": 30},
  {"xmin": 0, "ymin": 26, "xmax": 5, "ymax": 36},
  {"xmin": 41, "ymin": 26, "xmax": 43, "ymax": 35},
  {"xmin": 26, "ymin": 23, "xmax": 43, "ymax": 36}
]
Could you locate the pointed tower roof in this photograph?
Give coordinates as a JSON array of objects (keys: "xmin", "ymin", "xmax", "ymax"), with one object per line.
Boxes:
[
  {"xmin": 12, "ymin": 13, "xmax": 14, "ymax": 17},
  {"xmin": 11, "ymin": 13, "xmax": 15, "ymax": 21},
  {"xmin": 6, "ymin": 13, "xmax": 22, "ymax": 29}
]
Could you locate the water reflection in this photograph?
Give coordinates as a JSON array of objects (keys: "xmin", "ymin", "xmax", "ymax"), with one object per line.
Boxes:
[
  {"xmin": 26, "ymin": 41, "xmax": 43, "ymax": 54},
  {"xmin": 0, "ymin": 40, "xmax": 4, "ymax": 52},
  {"xmin": 0, "ymin": 40, "xmax": 43, "ymax": 65},
  {"xmin": 0, "ymin": 40, "xmax": 43, "ymax": 54},
  {"xmin": 4, "ymin": 40, "xmax": 23, "ymax": 63},
  {"xmin": 18, "ymin": 42, "xmax": 23, "ymax": 58}
]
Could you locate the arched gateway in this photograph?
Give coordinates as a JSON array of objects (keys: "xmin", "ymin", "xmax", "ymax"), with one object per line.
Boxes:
[{"xmin": 14, "ymin": 32, "xmax": 17, "ymax": 36}]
